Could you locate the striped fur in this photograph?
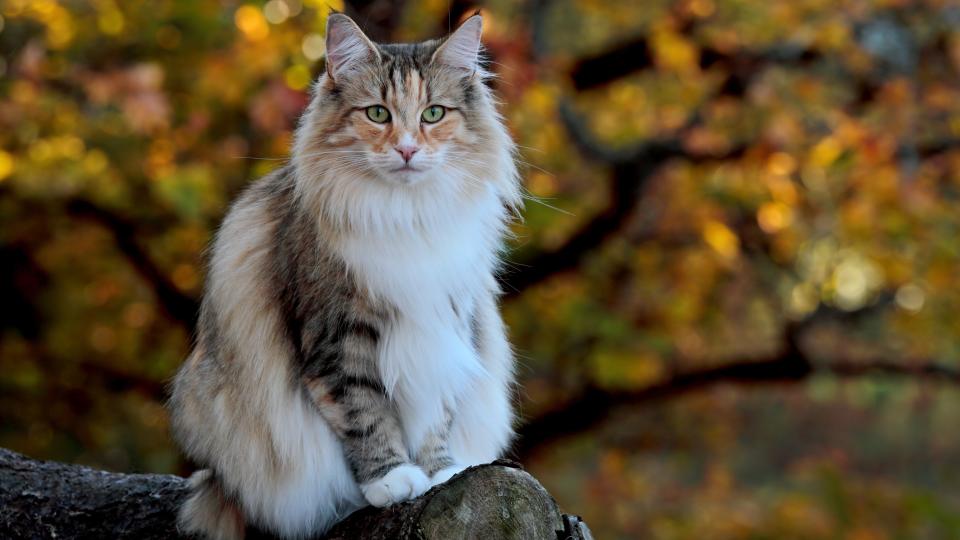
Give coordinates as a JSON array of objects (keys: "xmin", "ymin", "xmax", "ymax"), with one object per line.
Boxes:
[{"xmin": 168, "ymin": 13, "xmax": 519, "ymax": 539}]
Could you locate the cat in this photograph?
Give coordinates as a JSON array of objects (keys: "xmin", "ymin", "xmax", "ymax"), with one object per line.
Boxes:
[{"xmin": 167, "ymin": 12, "xmax": 521, "ymax": 540}]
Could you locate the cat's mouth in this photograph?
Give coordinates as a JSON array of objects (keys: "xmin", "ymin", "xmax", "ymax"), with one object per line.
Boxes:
[{"xmin": 390, "ymin": 164, "xmax": 422, "ymax": 173}]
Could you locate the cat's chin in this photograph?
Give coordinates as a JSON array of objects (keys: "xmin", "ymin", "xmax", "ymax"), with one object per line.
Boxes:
[{"xmin": 376, "ymin": 167, "xmax": 432, "ymax": 186}]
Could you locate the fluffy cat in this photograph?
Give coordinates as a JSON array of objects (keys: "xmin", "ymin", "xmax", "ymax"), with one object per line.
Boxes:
[{"xmin": 167, "ymin": 12, "xmax": 520, "ymax": 540}]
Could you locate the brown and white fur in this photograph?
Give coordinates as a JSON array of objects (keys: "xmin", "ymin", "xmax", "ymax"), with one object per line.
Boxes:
[{"xmin": 168, "ymin": 13, "xmax": 520, "ymax": 540}]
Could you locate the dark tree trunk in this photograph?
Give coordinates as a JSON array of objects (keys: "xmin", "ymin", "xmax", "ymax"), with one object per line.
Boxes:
[{"xmin": 0, "ymin": 449, "xmax": 591, "ymax": 540}]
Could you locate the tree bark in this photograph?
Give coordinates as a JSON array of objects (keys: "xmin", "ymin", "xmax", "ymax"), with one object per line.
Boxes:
[{"xmin": 0, "ymin": 448, "xmax": 591, "ymax": 540}]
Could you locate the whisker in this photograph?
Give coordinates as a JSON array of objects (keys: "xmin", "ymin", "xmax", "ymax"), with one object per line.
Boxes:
[
  {"xmin": 231, "ymin": 155, "xmax": 290, "ymax": 161},
  {"xmin": 513, "ymin": 144, "xmax": 545, "ymax": 153},
  {"xmin": 521, "ymin": 191, "xmax": 574, "ymax": 216}
]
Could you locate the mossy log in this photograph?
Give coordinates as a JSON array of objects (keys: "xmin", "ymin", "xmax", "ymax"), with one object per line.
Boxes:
[{"xmin": 0, "ymin": 448, "xmax": 592, "ymax": 539}]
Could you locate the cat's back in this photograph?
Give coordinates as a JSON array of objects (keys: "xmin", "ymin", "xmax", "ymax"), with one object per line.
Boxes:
[
  {"xmin": 172, "ymin": 165, "xmax": 307, "ymax": 449},
  {"xmin": 205, "ymin": 166, "xmax": 296, "ymax": 298},
  {"xmin": 173, "ymin": 167, "xmax": 297, "ymax": 394},
  {"xmin": 216, "ymin": 165, "xmax": 295, "ymax": 250}
]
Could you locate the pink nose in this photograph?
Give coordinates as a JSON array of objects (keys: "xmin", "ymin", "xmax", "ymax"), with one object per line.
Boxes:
[{"xmin": 395, "ymin": 145, "xmax": 419, "ymax": 163}]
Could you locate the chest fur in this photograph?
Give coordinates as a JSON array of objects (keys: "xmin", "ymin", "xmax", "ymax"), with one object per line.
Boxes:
[{"xmin": 334, "ymin": 196, "xmax": 502, "ymax": 445}]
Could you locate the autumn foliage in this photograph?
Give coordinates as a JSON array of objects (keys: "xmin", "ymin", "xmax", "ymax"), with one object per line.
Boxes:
[{"xmin": 2, "ymin": 1, "xmax": 960, "ymax": 538}]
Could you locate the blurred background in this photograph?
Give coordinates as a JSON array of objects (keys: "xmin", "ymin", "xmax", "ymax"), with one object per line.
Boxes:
[{"xmin": 2, "ymin": 0, "xmax": 960, "ymax": 538}]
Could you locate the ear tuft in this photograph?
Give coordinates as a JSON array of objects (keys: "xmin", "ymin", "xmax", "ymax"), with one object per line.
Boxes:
[
  {"xmin": 325, "ymin": 14, "xmax": 378, "ymax": 81},
  {"xmin": 432, "ymin": 14, "xmax": 483, "ymax": 73}
]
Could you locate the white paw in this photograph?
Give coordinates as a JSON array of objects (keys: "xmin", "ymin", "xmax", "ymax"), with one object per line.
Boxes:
[
  {"xmin": 361, "ymin": 464, "xmax": 430, "ymax": 507},
  {"xmin": 429, "ymin": 464, "xmax": 467, "ymax": 488}
]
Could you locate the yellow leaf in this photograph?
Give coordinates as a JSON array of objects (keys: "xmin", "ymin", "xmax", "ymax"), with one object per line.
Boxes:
[
  {"xmin": 652, "ymin": 28, "xmax": 699, "ymax": 73},
  {"xmin": 757, "ymin": 201, "xmax": 793, "ymax": 233},
  {"xmin": 235, "ymin": 5, "xmax": 269, "ymax": 41},
  {"xmin": 766, "ymin": 152, "xmax": 797, "ymax": 176},
  {"xmin": 284, "ymin": 64, "xmax": 311, "ymax": 91},
  {"xmin": 702, "ymin": 220, "xmax": 739, "ymax": 259},
  {"xmin": 0, "ymin": 150, "xmax": 15, "ymax": 181},
  {"xmin": 810, "ymin": 136, "xmax": 843, "ymax": 167}
]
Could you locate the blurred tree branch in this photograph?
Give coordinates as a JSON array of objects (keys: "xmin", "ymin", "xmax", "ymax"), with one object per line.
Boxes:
[
  {"xmin": 910, "ymin": 137, "xmax": 960, "ymax": 159},
  {"xmin": 66, "ymin": 199, "xmax": 199, "ymax": 330},
  {"xmin": 512, "ymin": 296, "xmax": 960, "ymax": 461},
  {"xmin": 566, "ymin": 8, "xmax": 942, "ymax": 106},
  {"xmin": 571, "ymin": 35, "xmax": 820, "ymax": 94},
  {"xmin": 513, "ymin": 353, "xmax": 960, "ymax": 461},
  {"xmin": 502, "ymin": 108, "xmax": 746, "ymax": 298},
  {"xmin": 436, "ymin": 0, "xmax": 476, "ymax": 36},
  {"xmin": 343, "ymin": 0, "xmax": 405, "ymax": 42},
  {"xmin": 77, "ymin": 359, "xmax": 168, "ymax": 399}
]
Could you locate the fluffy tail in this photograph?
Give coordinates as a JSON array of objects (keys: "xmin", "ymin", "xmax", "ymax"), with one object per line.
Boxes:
[{"xmin": 178, "ymin": 469, "xmax": 246, "ymax": 540}]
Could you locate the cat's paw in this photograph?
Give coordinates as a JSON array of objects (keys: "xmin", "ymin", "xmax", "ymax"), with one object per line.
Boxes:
[
  {"xmin": 429, "ymin": 464, "xmax": 467, "ymax": 488},
  {"xmin": 360, "ymin": 464, "xmax": 430, "ymax": 507}
]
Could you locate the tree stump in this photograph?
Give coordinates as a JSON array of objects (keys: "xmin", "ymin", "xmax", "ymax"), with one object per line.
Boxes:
[{"xmin": 0, "ymin": 449, "xmax": 592, "ymax": 539}]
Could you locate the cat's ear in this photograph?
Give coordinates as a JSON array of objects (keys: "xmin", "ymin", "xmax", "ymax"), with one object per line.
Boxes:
[
  {"xmin": 325, "ymin": 13, "xmax": 379, "ymax": 81},
  {"xmin": 432, "ymin": 14, "xmax": 483, "ymax": 74}
]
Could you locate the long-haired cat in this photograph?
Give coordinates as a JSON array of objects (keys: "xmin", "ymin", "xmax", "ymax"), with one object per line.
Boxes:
[{"xmin": 168, "ymin": 12, "xmax": 520, "ymax": 540}]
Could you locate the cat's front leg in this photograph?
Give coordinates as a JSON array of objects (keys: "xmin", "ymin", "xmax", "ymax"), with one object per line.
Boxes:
[
  {"xmin": 429, "ymin": 462, "xmax": 468, "ymax": 487},
  {"xmin": 305, "ymin": 369, "xmax": 430, "ymax": 506},
  {"xmin": 414, "ymin": 407, "xmax": 467, "ymax": 488},
  {"xmin": 359, "ymin": 462, "xmax": 430, "ymax": 507},
  {"xmin": 301, "ymin": 318, "xmax": 429, "ymax": 507}
]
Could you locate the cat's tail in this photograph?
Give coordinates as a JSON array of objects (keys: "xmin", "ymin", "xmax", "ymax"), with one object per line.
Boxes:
[{"xmin": 178, "ymin": 469, "xmax": 246, "ymax": 540}]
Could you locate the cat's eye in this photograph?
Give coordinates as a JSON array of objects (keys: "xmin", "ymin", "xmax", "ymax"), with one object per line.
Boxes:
[
  {"xmin": 421, "ymin": 105, "xmax": 445, "ymax": 123},
  {"xmin": 366, "ymin": 105, "xmax": 391, "ymax": 123}
]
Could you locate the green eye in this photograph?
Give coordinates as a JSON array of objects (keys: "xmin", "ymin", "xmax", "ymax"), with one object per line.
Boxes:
[
  {"xmin": 421, "ymin": 105, "xmax": 445, "ymax": 123},
  {"xmin": 366, "ymin": 105, "xmax": 391, "ymax": 123}
]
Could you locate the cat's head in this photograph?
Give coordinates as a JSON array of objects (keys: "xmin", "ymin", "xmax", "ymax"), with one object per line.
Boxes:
[{"xmin": 293, "ymin": 13, "xmax": 519, "ymax": 227}]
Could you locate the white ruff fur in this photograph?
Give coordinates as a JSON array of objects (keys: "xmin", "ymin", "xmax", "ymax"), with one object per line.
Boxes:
[{"xmin": 328, "ymin": 170, "xmax": 507, "ymax": 450}]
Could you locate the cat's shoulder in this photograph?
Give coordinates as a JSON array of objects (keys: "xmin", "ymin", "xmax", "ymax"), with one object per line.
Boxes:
[
  {"xmin": 214, "ymin": 165, "xmax": 297, "ymax": 248},
  {"xmin": 234, "ymin": 165, "xmax": 296, "ymax": 209}
]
